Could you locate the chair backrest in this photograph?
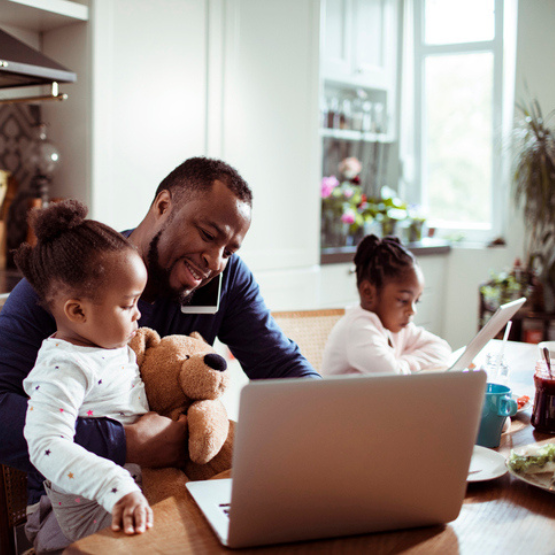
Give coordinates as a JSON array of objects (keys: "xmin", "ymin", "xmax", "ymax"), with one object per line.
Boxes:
[
  {"xmin": 272, "ymin": 308, "xmax": 345, "ymax": 372},
  {"xmin": 0, "ymin": 465, "xmax": 28, "ymax": 555},
  {"xmin": 0, "ymin": 292, "xmax": 29, "ymax": 554}
]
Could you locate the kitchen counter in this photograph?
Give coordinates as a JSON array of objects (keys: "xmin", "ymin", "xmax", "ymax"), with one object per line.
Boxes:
[{"xmin": 320, "ymin": 238, "xmax": 451, "ymax": 265}]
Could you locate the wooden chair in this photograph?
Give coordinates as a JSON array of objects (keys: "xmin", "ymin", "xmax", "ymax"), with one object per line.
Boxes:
[
  {"xmin": 272, "ymin": 308, "xmax": 345, "ymax": 372},
  {"xmin": 0, "ymin": 465, "xmax": 28, "ymax": 555},
  {"xmin": 0, "ymin": 292, "xmax": 30, "ymax": 555}
]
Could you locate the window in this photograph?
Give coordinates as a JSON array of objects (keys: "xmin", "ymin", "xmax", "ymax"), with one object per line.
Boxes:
[{"xmin": 401, "ymin": 0, "xmax": 517, "ymax": 242}]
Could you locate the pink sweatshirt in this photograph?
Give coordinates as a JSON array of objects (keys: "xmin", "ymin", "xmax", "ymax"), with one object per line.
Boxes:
[{"xmin": 321, "ymin": 305, "xmax": 452, "ymax": 376}]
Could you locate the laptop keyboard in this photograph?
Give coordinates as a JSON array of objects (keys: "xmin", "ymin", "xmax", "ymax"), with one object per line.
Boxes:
[{"xmin": 219, "ymin": 502, "xmax": 231, "ymax": 518}]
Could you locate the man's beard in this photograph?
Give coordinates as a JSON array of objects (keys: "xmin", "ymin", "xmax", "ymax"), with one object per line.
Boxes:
[{"xmin": 146, "ymin": 230, "xmax": 195, "ymax": 306}]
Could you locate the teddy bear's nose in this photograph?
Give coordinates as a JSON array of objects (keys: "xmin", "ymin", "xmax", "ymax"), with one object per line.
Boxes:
[{"xmin": 204, "ymin": 353, "xmax": 227, "ymax": 372}]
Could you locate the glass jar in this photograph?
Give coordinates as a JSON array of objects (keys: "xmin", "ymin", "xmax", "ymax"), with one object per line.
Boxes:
[{"xmin": 531, "ymin": 361, "xmax": 555, "ymax": 433}]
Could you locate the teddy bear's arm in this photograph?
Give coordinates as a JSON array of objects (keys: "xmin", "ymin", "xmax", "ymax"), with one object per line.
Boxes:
[{"xmin": 187, "ymin": 400, "xmax": 230, "ymax": 464}]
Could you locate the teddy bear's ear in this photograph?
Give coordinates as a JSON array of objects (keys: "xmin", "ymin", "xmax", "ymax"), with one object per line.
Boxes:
[
  {"xmin": 129, "ymin": 327, "xmax": 161, "ymax": 366},
  {"xmin": 190, "ymin": 331, "xmax": 207, "ymax": 344}
]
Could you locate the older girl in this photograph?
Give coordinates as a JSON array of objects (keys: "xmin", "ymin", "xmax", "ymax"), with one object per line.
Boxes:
[{"xmin": 321, "ymin": 235, "xmax": 451, "ymax": 376}]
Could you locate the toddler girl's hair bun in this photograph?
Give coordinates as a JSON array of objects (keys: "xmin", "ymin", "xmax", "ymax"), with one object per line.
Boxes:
[{"xmin": 29, "ymin": 199, "xmax": 88, "ymax": 243}]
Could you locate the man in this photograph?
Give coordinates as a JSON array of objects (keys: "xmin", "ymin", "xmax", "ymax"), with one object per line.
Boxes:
[{"xmin": 0, "ymin": 157, "xmax": 319, "ymax": 552}]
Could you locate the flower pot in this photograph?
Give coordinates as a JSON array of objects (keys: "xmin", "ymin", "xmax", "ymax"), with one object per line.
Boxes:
[
  {"xmin": 321, "ymin": 210, "xmax": 348, "ymax": 248},
  {"xmin": 381, "ymin": 219, "xmax": 397, "ymax": 237},
  {"xmin": 408, "ymin": 221, "xmax": 424, "ymax": 243}
]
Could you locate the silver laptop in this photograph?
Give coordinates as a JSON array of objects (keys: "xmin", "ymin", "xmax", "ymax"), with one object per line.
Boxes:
[
  {"xmin": 448, "ymin": 297, "xmax": 526, "ymax": 371},
  {"xmin": 186, "ymin": 370, "xmax": 487, "ymax": 548}
]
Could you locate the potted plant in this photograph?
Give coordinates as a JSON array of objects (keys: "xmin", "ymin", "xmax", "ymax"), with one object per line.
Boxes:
[
  {"xmin": 512, "ymin": 98, "xmax": 555, "ymax": 310},
  {"xmin": 373, "ymin": 186, "xmax": 408, "ymax": 237}
]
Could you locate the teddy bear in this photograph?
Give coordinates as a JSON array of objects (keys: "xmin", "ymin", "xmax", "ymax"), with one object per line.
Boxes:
[{"xmin": 129, "ymin": 327, "xmax": 235, "ymax": 504}]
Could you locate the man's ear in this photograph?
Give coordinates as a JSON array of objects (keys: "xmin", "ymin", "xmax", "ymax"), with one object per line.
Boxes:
[
  {"xmin": 152, "ymin": 189, "xmax": 173, "ymax": 220},
  {"xmin": 359, "ymin": 280, "xmax": 377, "ymax": 309},
  {"xmin": 64, "ymin": 299, "xmax": 87, "ymax": 323}
]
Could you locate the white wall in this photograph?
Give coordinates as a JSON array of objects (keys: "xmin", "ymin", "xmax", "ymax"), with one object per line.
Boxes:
[
  {"xmin": 442, "ymin": 0, "xmax": 555, "ymax": 349},
  {"xmin": 513, "ymin": 0, "xmax": 555, "ymax": 111}
]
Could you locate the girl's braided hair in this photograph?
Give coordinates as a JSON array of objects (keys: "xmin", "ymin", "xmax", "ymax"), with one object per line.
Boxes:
[
  {"xmin": 13, "ymin": 199, "xmax": 134, "ymax": 307},
  {"xmin": 354, "ymin": 234, "xmax": 417, "ymax": 289}
]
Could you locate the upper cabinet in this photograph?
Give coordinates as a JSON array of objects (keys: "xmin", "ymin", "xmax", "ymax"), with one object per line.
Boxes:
[
  {"xmin": 214, "ymin": 0, "xmax": 322, "ymax": 274},
  {"xmin": 321, "ymin": 0, "xmax": 398, "ymax": 91},
  {"xmin": 0, "ymin": 0, "xmax": 88, "ymax": 32}
]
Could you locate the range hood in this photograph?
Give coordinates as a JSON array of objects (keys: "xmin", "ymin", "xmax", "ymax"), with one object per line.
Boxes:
[{"xmin": 0, "ymin": 27, "xmax": 76, "ymax": 91}]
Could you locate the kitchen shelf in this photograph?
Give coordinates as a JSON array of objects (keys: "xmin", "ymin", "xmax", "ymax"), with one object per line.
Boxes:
[
  {"xmin": 0, "ymin": 0, "xmax": 88, "ymax": 32},
  {"xmin": 320, "ymin": 128, "xmax": 394, "ymax": 143}
]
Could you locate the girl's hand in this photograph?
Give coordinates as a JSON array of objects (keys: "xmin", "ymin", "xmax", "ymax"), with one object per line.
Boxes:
[{"xmin": 111, "ymin": 491, "xmax": 153, "ymax": 535}]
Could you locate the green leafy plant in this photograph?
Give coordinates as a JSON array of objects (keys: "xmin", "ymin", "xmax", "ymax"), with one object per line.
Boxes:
[
  {"xmin": 512, "ymin": 98, "xmax": 555, "ymax": 275},
  {"xmin": 480, "ymin": 270, "xmax": 526, "ymax": 312}
]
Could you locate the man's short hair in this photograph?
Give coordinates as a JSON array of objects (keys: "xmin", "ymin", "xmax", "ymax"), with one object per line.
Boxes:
[{"xmin": 154, "ymin": 157, "xmax": 253, "ymax": 207}]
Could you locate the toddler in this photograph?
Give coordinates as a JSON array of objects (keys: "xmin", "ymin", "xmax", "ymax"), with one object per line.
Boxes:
[
  {"xmin": 15, "ymin": 199, "xmax": 153, "ymax": 543},
  {"xmin": 321, "ymin": 235, "xmax": 451, "ymax": 376}
]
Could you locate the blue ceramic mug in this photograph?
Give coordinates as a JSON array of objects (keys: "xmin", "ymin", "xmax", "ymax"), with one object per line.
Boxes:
[{"xmin": 476, "ymin": 383, "xmax": 518, "ymax": 448}]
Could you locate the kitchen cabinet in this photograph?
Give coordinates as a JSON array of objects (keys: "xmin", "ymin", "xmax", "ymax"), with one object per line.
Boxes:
[
  {"xmin": 85, "ymin": 0, "xmax": 208, "ymax": 229},
  {"xmin": 319, "ymin": 0, "xmax": 401, "ymax": 258},
  {"xmin": 318, "ymin": 262, "xmax": 358, "ymax": 308},
  {"xmin": 0, "ymin": 0, "xmax": 88, "ymax": 32},
  {"xmin": 1, "ymin": 0, "xmax": 209, "ymax": 231},
  {"xmin": 321, "ymin": 0, "xmax": 399, "ymax": 92},
  {"xmin": 1, "ymin": 0, "xmax": 324, "ymax": 311},
  {"xmin": 0, "ymin": 0, "xmax": 89, "ymax": 222},
  {"xmin": 212, "ymin": 0, "xmax": 322, "ymax": 275},
  {"xmin": 416, "ymin": 255, "xmax": 447, "ymax": 335}
]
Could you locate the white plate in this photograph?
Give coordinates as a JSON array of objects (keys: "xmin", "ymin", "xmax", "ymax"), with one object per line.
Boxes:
[
  {"xmin": 506, "ymin": 443, "xmax": 555, "ymax": 493},
  {"xmin": 512, "ymin": 393, "xmax": 532, "ymax": 413},
  {"xmin": 467, "ymin": 446, "xmax": 507, "ymax": 482},
  {"xmin": 507, "ymin": 465, "xmax": 555, "ymax": 493}
]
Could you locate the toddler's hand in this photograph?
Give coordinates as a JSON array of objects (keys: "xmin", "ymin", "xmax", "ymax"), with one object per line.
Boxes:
[{"xmin": 111, "ymin": 491, "xmax": 153, "ymax": 535}]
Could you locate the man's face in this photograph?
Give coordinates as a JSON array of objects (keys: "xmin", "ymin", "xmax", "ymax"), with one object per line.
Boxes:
[{"xmin": 147, "ymin": 180, "xmax": 251, "ymax": 305}]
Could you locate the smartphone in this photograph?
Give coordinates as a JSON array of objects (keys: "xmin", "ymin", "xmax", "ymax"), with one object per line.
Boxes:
[{"xmin": 180, "ymin": 273, "xmax": 222, "ymax": 314}]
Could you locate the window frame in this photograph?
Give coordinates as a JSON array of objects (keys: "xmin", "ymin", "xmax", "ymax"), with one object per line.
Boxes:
[{"xmin": 405, "ymin": 0, "xmax": 515, "ymax": 244}]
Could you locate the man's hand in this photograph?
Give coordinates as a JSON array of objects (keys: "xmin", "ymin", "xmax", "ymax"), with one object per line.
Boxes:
[
  {"xmin": 111, "ymin": 491, "xmax": 153, "ymax": 535},
  {"xmin": 124, "ymin": 411, "xmax": 188, "ymax": 468}
]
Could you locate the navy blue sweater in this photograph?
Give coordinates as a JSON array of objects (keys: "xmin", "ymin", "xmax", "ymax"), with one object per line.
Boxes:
[{"xmin": 0, "ymin": 253, "xmax": 319, "ymax": 503}]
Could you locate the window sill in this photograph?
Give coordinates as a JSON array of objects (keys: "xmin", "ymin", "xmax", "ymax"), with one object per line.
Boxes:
[{"xmin": 320, "ymin": 238, "xmax": 451, "ymax": 265}]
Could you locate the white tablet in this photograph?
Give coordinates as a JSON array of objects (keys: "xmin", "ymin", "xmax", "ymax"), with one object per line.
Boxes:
[{"xmin": 449, "ymin": 297, "xmax": 526, "ymax": 371}]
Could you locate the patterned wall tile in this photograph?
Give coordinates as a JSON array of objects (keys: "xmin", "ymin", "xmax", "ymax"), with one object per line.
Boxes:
[{"xmin": 0, "ymin": 104, "xmax": 40, "ymax": 191}]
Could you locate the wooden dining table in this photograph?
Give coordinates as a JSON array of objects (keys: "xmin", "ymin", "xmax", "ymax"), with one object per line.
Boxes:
[{"xmin": 64, "ymin": 340, "xmax": 555, "ymax": 555}]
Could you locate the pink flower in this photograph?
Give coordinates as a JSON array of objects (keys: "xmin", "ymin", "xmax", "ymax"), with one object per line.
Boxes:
[
  {"xmin": 343, "ymin": 188, "xmax": 354, "ymax": 199},
  {"xmin": 341, "ymin": 209, "xmax": 356, "ymax": 224},
  {"xmin": 338, "ymin": 157, "xmax": 362, "ymax": 179},
  {"xmin": 321, "ymin": 176, "xmax": 339, "ymax": 198}
]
